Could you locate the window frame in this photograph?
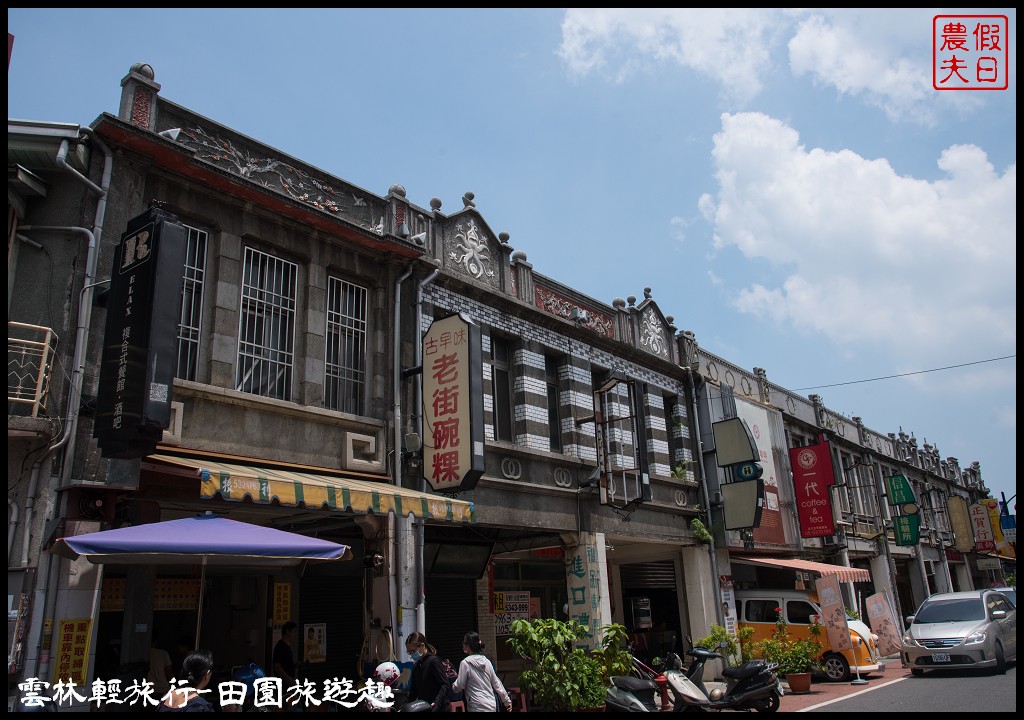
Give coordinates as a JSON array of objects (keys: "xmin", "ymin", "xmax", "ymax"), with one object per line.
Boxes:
[
  {"xmin": 324, "ymin": 275, "xmax": 369, "ymax": 415},
  {"xmin": 545, "ymin": 353, "xmax": 562, "ymax": 452},
  {"xmin": 490, "ymin": 335, "xmax": 514, "ymax": 442},
  {"xmin": 235, "ymin": 246, "xmax": 298, "ymax": 401},
  {"xmin": 174, "ymin": 223, "xmax": 209, "ymax": 382}
]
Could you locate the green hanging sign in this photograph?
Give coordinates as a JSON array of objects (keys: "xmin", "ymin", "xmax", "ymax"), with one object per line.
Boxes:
[
  {"xmin": 885, "ymin": 474, "xmax": 916, "ymax": 506},
  {"xmin": 894, "ymin": 513, "xmax": 920, "ymax": 546}
]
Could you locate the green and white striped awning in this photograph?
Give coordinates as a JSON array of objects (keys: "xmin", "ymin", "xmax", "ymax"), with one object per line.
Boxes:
[{"xmin": 148, "ymin": 454, "xmax": 475, "ymax": 524}]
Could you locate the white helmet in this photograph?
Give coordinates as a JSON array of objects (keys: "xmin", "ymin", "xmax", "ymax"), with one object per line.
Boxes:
[{"xmin": 374, "ymin": 661, "xmax": 401, "ymax": 686}]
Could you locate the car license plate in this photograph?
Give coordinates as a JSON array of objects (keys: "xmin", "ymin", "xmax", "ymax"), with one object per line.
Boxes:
[{"xmin": 931, "ymin": 653, "xmax": 951, "ymax": 663}]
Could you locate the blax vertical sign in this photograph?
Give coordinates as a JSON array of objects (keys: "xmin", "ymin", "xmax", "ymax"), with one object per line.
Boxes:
[{"xmin": 94, "ymin": 206, "xmax": 186, "ymax": 458}]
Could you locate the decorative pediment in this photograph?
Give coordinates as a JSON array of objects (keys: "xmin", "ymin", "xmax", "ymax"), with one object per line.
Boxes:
[
  {"xmin": 635, "ymin": 295, "xmax": 672, "ymax": 360},
  {"xmin": 442, "ymin": 210, "xmax": 504, "ymax": 289}
]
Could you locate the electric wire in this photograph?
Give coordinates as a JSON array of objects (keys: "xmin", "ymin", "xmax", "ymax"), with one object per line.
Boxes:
[{"xmin": 794, "ymin": 354, "xmax": 1015, "ymax": 391}]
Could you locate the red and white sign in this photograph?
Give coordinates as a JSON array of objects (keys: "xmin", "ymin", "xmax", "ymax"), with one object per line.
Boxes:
[
  {"xmin": 933, "ymin": 15, "xmax": 1009, "ymax": 90},
  {"xmin": 789, "ymin": 440, "xmax": 836, "ymax": 538},
  {"xmin": 969, "ymin": 502, "xmax": 996, "ymax": 552},
  {"xmin": 421, "ymin": 314, "xmax": 485, "ymax": 492}
]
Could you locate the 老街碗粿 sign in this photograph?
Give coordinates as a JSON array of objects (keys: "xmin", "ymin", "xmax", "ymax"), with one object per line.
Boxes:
[
  {"xmin": 421, "ymin": 314, "xmax": 485, "ymax": 492},
  {"xmin": 93, "ymin": 206, "xmax": 186, "ymax": 459}
]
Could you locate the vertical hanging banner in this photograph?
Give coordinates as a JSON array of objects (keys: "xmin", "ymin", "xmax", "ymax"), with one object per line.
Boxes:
[
  {"xmin": 969, "ymin": 503, "xmax": 996, "ymax": 552},
  {"xmin": 789, "ymin": 440, "xmax": 837, "ymax": 538},
  {"xmin": 93, "ymin": 205, "xmax": 187, "ymax": 459},
  {"xmin": 894, "ymin": 513, "xmax": 920, "ymax": 546},
  {"xmin": 421, "ymin": 314, "xmax": 485, "ymax": 492},
  {"xmin": 982, "ymin": 498, "xmax": 1015, "ymax": 558},
  {"xmin": 946, "ymin": 495, "xmax": 975, "ymax": 552},
  {"xmin": 814, "ymin": 574, "xmax": 852, "ymax": 652},
  {"xmin": 865, "ymin": 592, "xmax": 901, "ymax": 656},
  {"xmin": 734, "ymin": 401, "xmax": 786, "ymax": 545}
]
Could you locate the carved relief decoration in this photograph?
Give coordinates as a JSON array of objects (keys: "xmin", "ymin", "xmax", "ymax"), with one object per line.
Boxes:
[
  {"xmin": 639, "ymin": 306, "xmax": 669, "ymax": 359},
  {"xmin": 446, "ymin": 219, "xmax": 497, "ymax": 285},
  {"xmin": 534, "ymin": 286, "xmax": 615, "ymax": 337},
  {"xmin": 176, "ymin": 126, "xmax": 384, "ymax": 234}
]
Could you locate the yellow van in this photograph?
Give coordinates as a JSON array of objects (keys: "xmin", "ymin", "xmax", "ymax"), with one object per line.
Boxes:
[{"xmin": 735, "ymin": 589, "xmax": 884, "ymax": 681}]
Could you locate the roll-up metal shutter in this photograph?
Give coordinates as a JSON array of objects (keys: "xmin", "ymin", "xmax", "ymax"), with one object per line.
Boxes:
[
  {"xmin": 620, "ymin": 560, "xmax": 677, "ymax": 588},
  {"xmin": 424, "ymin": 576, "xmax": 477, "ymax": 662}
]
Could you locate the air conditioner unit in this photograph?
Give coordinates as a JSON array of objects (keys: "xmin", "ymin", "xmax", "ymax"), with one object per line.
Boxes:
[{"xmin": 822, "ymin": 536, "xmax": 838, "ymax": 547}]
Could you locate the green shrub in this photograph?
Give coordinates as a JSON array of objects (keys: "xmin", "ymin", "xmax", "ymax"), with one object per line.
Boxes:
[
  {"xmin": 749, "ymin": 609, "xmax": 823, "ymax": 675},
  {"xmin": 507, "ymin": 618, "xmax": 626, "ymax": 711},
  {"xmin": 691, "ymin": 624, "xmax": 752, "ymax": 667}
]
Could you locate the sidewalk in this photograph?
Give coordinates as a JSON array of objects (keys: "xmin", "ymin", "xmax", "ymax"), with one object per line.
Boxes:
[{"xmin": 779, "ymin": 658, "xmax": 908, "ymax": 712}]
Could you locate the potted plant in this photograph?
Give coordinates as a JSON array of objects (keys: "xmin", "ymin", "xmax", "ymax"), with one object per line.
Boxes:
[
  {"xmin": 507, "ymin": 618, "xmax": 628, "ymax": 711},
  {"xmin": 750, "ymin": 609, "xmax": 823, "ymax": 694}
]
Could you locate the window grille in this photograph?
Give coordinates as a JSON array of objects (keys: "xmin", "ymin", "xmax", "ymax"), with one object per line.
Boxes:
[
  {"xmin": 324, "ymin": 277, "xmax": 367, "ymax": 414},
  {"xmin": 175, "ymin": 225, "xmax": 208, "ymax": 381},
  {"xmin": 236, "ymin": 247, "xmax": 296, "ymax": 400}
]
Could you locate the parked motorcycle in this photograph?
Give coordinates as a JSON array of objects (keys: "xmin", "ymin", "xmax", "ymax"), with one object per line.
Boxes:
[
  {"xmin": 606, "ymin": 650, "xmax": 675, "ymax": 711},
  {"xmin": 606, "ymin": 674, "xmax": 661, "ymax": 711},
  {"xmin": 667, "ymin": 647, "xmax": 783, "ymax": 713}
]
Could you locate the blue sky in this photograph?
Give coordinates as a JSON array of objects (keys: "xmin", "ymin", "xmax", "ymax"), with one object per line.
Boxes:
[{"xmin": 8, "ymin": 9, "xmax": 1016, "ymax": 512}]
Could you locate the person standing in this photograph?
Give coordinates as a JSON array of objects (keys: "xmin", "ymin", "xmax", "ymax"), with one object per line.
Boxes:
[
  {"xmin": 149, "ymin": 635, "xmax": 175, "ymax": 701},
  {"xmin": 157, "ymin": 649, "xmax": 215, "ymax": 712},
  {"xmin": 452, "ymin": 632, "xmax": 511, "ymax": 712},
  {"xmin": 273, "ymin": 621, "xmax": 299, "ymax": 690},
  {"xmin": 405, "ymin": 632, "xmax": 450, "ymax": 712}
]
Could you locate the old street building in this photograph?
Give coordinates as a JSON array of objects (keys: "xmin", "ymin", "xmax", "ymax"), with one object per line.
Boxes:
[
  {"xmin": 8, "ymin": 63, "xmax": 1008, "ymax": 706},
  {"xmin": 8, "ymin": 64, "xmax": 715, "ymax": 703}
]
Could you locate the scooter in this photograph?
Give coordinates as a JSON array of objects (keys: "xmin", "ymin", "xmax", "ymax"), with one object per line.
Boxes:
[
  {"xmin": 606, "ymin": 674, "xmax": 661, "ymax": 711},
  {"xmin": 606, "ymin": 651, "xmax": 677, "ymax": 711},
  {"xmin": 666, "ymin": 647, "xmax": 783, "ymax": 713}
]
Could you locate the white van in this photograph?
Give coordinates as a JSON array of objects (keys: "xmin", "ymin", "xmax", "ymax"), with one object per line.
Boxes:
[{"xmin": 735, "ymin": 589, "xmax": 883, "ymax": 681}]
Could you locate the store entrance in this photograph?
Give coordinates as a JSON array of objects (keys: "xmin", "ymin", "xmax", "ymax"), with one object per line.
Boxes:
[{"xmin": 620, "ymin": 561, "xmax": 683, "ymax": 663}]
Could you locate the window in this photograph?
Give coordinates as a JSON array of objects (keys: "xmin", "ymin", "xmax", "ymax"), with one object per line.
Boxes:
[
  {"xmin": 236, "ymin": 247, "xmax": 297, "ymax": 400},
  {"xmin": 786, "ymin": 601, "xmax": 817, "ymax": 625},
  {"xmin": 745, "ymin": 600, "xmax": 780, "ymax": 623},
  {"xmin": 545, "ymin": 355, "xmax": 562, "ymax": 451},
  {"xmin": 490, "ymin": 336, "xmax": 513, "ymax": 442},
  {"xmin": 324, "ymin": 277, "xmax": 367, "ymax": 414},
  {"xmin": 175, "ymin": 224, "xmax": 208, "ymax": 381}
]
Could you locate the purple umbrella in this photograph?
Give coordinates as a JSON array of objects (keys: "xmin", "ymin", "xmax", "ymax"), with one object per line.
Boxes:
[{"xmin": 52, "ymin": 513, "xmax": 351, "ymax": 646}]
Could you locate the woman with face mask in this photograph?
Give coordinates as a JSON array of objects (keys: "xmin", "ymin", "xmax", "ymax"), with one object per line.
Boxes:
[{"xmin": 404, "ymin": 632, "xmax": 450, "ymax": 712}]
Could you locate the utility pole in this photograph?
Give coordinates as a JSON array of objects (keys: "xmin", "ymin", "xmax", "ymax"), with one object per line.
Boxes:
[{"xmin": 870, "ymin": 459, "xmax": 905, "ymax": 635}]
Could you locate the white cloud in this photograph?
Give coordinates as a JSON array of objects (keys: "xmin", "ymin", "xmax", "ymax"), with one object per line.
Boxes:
[
  {"xmin": 670, "ymin": 216, "xmax": 687, "ymax": 244},
  {"xmin": 558, "ymin": 9, "xmax": 986, "ymax": 121},
  {"xmin": 706, "ymin": 111, "xmax": 1016, "ymax": 366},
  {"xmin": 558, "ymin": 8, "xmax": 788, "ymax": 103},
  {"xmin": 787, "ymin": 12, "xmax": 980, "ymax": 123}
]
